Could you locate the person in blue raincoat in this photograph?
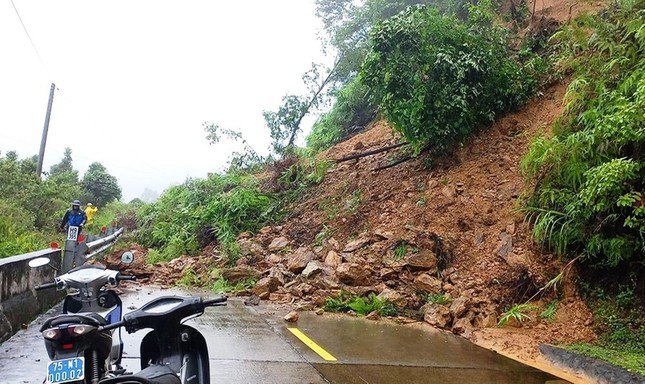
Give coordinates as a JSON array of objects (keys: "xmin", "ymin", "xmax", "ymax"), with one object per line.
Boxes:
[{"xmin": 60, "ymin": 200, "xmax": 87, "ymax": 233}]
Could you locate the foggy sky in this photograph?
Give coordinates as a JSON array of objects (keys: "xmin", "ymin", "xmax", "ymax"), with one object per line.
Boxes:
[{"xmin": 0, "ymin": 0, "xmax": 327, "ymax": 201}]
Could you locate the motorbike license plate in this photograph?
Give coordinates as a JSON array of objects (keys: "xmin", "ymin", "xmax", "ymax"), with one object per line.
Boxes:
[
  {"xmin": 67, "ymin": 226, "xmax": 79, "ymax": 241},
  {"xmin": 46, "ymin": 357, "xmax": 84, "ymax": 384}
]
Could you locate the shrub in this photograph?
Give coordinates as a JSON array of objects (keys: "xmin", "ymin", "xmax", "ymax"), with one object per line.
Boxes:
[
  {"xmin": 306, "ymin": 77, "xmax": 376, "ymax": 152},
  {"xmin": 137, "ymin": 174, "xmax": 278, "ymax": 261},
  {"xmin": 361, "ymin": 4, "xmax": 534, "ymax": 152},
  {"xmin": 522, "ymin": 0, "xmax": 644, "ymax": 268}
]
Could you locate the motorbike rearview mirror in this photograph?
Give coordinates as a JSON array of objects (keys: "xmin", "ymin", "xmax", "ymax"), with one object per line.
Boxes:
[
  {"xmin": 121, "ymin": 251, "xmax": 134, "ymax": 264},
  {"xmin": 29, "ymin": 257, "xmax": 51, "ymax": 268}
]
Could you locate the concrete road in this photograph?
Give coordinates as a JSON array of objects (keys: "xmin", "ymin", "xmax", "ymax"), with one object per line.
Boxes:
[{"xmin": 0, "ymin": 286, "xmax": 568, "ymax": 384}]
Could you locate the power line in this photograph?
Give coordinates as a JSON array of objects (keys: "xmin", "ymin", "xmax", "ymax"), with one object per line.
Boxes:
[{"xmin": 10, "ymin": 0, "xmax": 49, "ymax": 77}]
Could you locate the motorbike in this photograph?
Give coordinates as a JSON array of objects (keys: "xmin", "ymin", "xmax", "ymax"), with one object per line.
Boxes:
[
  {"xmin": 98, "ymin": 295, "xmax": 228, "ymax": 384},
  {"xmin": 30, "ymin": 253, "xmax": 136, "ymax": 383}
]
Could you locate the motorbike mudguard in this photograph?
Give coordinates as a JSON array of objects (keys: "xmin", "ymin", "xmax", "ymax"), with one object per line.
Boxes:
[{"xmin": 140, "ymin": 325, "xmax": 210, "ymax": 384}]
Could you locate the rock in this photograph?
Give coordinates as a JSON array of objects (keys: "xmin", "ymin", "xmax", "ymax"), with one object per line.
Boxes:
[
  {"xmin": 336, "ymin": 263, "xmax": 371, "ymax": 285},
  {"xmin": 324, "ymin": 251, "xmax": 342, "ymax": 269},
  {"xmin": 295, "ymin": 302, "xmax": 314, "ymax": 311},
  {"xmin": 244, "ymin": 295, "xmax": 261, "ymax": 306},
  {"xmin": 441, "ymin": 185, "xmax": 456, "ymax": 199},
  {"xmin": 423, "ymin": 305, "xmax": 452, "ymax": 328},
  {"xmin": 268, "ymin": 236, "xmax": 289, "ymax": 251},
  {"xmin": 413, "ymin": 273, "xmax": 442, "ymax": 293},
  {"xmin": 287, "ymin": 247, "xmax": 315, "ymax": 273},
  {"xmin": 343, "ymin": 235, "xmax": 371, "ymax": 252},
  {"xmin": 284, "ymin": 311, "xmax": 299, "ymax": 322},
  {"xmin": 267, "ymin": 265, "xmax": 288, "ymax": 286},
  {"xmin": 353, "ymin": 141, "xmax": 365, "ymax": 150},
  {"xmin": 267, "ymin": 253, "xmax": 283, "ymax": 264},
  {"xmin": 328, "ymin": 237, "xmax": 340, "ymax": 250},
  {"xmin": 315, "ymin": 308, "xmax": 324, "ymax": 315},
  {"xmin": 474, "ymin": 230, "xmax": 484, "ymax": 245},
  {"xmin": 427, "ymin": 179, "xmax": 438, "ymax": 189},
  {"xmin": 503, "ymin": 315, "xmax": 522, "ymax": 328},
  {"xmin": 380, "ymin": 268, "xmax": 398, "ymax": 280},
  {"xmin": 301, "ymin": 260, "xmax": 324, "ymax": 278},
  {"xmin": 506, "ymin": 223, "xmax": 515, "ymax": 235},
  {"xmin": 452, "ymin": 318, "xmax": 473, "ymax": 335},
  {"xmin": 449, "ymin": 296, "xmax": 470, "ymax": 319},
  {"xmin": 222, "ymin": 267, "xmax": 259, "ymax": 283},
  {"xmin": 366, "ymin": 311, "xmax": 380, "ymax": 321},
  {"xmin": 253, "ymin": 276, "xmax": 282, "ymax": 297},
  {"xmin": 377, "ymin": 288, "xmax": 407, "ymax": 307},
  {"xmin": 404, "ymin": 250, "xmax": 438, "ymax": 271},
  {"xmin": 374, "ymin": 228, "xmax": 395, "ymax": 240},
  {"xmin": 497, "ymin": 232, "xmax": 513, "ymax": 258},
  {"xmin": 481, "ymin": 313, "xmax": 498, "ymax": 328}
]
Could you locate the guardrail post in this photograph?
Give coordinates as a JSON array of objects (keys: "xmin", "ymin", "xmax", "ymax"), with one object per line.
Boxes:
[{"xmin": 62, "ymin": 239, "xmax": 76, "ymax": 272}]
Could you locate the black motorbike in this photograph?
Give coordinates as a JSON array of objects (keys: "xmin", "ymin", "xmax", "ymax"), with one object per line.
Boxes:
[
  {"xmin": 32, "ymin": 259, "xmax": 136, "ymax": 383},
  {"xmin": 98, "ymin": 295, "xmax": 227, "ymax": 384}
]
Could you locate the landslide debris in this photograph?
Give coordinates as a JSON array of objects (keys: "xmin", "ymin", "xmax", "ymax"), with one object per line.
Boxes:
[{"xmin": 110, "ymin": 80, "xmax": 596, "ymax": 362}]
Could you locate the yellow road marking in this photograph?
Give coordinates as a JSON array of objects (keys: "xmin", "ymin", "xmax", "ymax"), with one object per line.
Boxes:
[{"xmin": 288, "ymin": 328, "xmax": 337, "ymax": 362}]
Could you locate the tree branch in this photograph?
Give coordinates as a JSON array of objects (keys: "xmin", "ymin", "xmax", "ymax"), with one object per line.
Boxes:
[{"xmin": 335, "ymin": 141, "xmax": 408, "ymax": 163}]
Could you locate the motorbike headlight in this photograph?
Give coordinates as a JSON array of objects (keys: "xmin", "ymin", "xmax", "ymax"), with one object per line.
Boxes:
[
  {"xmin": 69, "ymin": 325, "xmax": 95, "ymax": 336},
  {"xmin": 42, "ymin": 328, "xmax": 62, "ymax": 340}
]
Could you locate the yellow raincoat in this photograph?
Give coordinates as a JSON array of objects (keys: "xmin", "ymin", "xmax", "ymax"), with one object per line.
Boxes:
[{"xmin": 85, "ymin": 204, "xmax": 98, "ymax": 225}]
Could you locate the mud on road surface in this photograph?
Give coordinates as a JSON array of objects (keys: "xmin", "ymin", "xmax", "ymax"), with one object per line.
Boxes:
[{"xmin": 0, "ymin": 285, "xmax": 569, "ymax": 384}]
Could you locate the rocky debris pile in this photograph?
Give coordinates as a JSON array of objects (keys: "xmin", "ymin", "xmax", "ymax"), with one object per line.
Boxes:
[{"xmin": 228, "ymin": 226, "xmax": 501, "ymax": 336}]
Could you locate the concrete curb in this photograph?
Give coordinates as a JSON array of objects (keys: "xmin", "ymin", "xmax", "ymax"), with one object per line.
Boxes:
[
  {"xmin": 539, "ymin": 344, "xmax": 644, "ymax": 384},
  {"xmin": 0, "ymin": 249, "xmax": 63, "ymax": 342}
]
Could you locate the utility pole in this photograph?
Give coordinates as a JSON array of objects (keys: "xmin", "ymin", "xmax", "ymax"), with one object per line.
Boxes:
[{"xmin": 36, "ymin": 82, "xmax": 55, "ymax": 177}]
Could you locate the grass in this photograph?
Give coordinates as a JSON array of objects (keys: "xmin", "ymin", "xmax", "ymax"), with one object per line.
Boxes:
[
  {"xmin": 566, "ymin": 343, "xmax": 645, "ymax": 375},
  {"xmin": 424, "ymin": 293, "xmax": 452, "ymax": 305},
  {"xmin": 211, "ymin": 276, "xmax": 256, "ymax": 293},
  {"xmin": 324, "ymin": 292, "xmax": 398, "ymax": 317},
  {"xmin": 539, "ymin": 300, "xmax": 559, "ymax": 321},
  {"xmin": 498, "ymin": 304, "xmax": 537, "ymax": 326}
]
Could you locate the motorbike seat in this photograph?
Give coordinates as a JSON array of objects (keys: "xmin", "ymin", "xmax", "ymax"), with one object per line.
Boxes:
[
  {"xmin": 40, "ymin": 312, "xmax": 107, "ymax": 331},
  {"xmin": 99, "ymin": 365, "xmax": 180, "ymax": 384}
]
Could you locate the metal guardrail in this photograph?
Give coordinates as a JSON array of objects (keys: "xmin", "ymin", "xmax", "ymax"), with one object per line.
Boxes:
[{"xmin": 85, "ymin": 227, "xmax": 124, "ymax": 260}]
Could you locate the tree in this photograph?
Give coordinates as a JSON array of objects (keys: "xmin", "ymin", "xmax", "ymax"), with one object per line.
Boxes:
[
  {"xmin": 81, "ymin": 162, "xmax": 122, "ymax": 207},
  {"xmin": 49, "ymin": 147, "xmax": 78, "ymax": 181},
  {"xmin": 263, "ymin": 62, "xmax": 338, "ymax": 155}
]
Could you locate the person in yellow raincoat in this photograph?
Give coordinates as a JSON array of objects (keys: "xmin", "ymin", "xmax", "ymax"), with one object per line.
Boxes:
[{"xmin": 85, "ymin": 203, "xmax": 98, "ymax": 225}]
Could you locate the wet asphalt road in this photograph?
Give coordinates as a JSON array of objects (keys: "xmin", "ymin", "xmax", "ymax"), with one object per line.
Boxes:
[{"xmin": 0, "ymin": 286, "xmax": 568, "ymax": 384}]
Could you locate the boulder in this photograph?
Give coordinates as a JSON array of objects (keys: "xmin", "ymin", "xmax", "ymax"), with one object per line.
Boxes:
[
  {"xmin": 343, "ymin": 236, "xmax": 371, "ymax": 252},
  {"xmin": 284, "ymin": 311, "xmax": 299, "ymax": 322},
  {"xmin": 287, "ymin": 247, "xmax": 315, "ymax": 273},
  {"xmin": 253, "ymin": 276, "xmax": 282, "ymax": 297},
  {"xmin": 404, "ymin": 250, "xmax": 438, "ymax": 271},
  {"xmin": 377, "ymin": 288, "xmax": 407, "ymax": 307},
  {"xmin": 267, "ymin": 265, "xmax": 288, "ymax": 286},
  {"xmin": 496, "ymin": 232, "xmax": 513, "ymax": 258},
  {"xmin": 413, "ymin": 273, "xmax": 442, "ymax": 293},
  {"xmin": 301, "ymin": 260, "xmax": 324, "ymax": 278},
  {"xmin": 324, "ymin": 251, "xmax": 342, "ymax": 269},
  {"xmin": 452, "ymin": 318, "xmax": 473, "ymax": 335},
  {"xmin": 268, "ymin": 236, "xmax": 289, "ymax": 251},
  {"xmin": 336, "ymin": 263, "xmax": 370, "ymax": 285},
  {"xmin": 423, "ymin": 305, "xmax": 452, "ymax": 328},
  {"xmin": 449, "ymin": 296, "xmax": 470, "ymax": 319},
  {"xmin": 222, "ymin": 266, "xmax": 259, "ymax": 284}
]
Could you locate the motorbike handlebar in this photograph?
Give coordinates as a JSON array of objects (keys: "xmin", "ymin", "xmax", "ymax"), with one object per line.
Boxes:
[
  {"xmin": 34, "ymin": 282, "xmax": 57, "ymax": 291},
  {"xmin": 99, "ymin": 320, "xmax": 125, "ymax": 332},
  {"xmin": 203, "ymin": 296, "xmax": 228, "ymax": 306},
  {"xmin": 117, "ymin": 275, "xmax": 136, "ymax": 281}
]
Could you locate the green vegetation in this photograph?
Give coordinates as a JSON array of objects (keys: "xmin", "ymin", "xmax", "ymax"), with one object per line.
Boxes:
[
  {"xmin": 522, "ymin": 0, "xmax": 644, "ymax": 269},
  {"xmin": 361, "ymin": 2, "xmax": 537, "ymax": 153},
  {"xmin": 424, "ymin": 293, "xmax": 452, "ymax": 305},
  {"xmin": 137, "ymin": 174, "xmax": 279, "ymax": 263},
  {"xmin": 539, "ymin": 300, "xmax": 559, "ymax": 321},
  {"xmin": 307, "ymin": 78, "xmax": 376, "ymax": 152},
  {"xmin": 324, "ymin": 291, "xmax": 397, "ymax": 316},
  {"xmin": 0, "ymin": 149, "xmax": 122, "ymax": 258},
  {"xmin": 570, "ymin": 283, "xmax": 645, "ymax": 374},
  {"xmin": 498, "ymin": 303, "xmax": 537, "ymax": 326}
]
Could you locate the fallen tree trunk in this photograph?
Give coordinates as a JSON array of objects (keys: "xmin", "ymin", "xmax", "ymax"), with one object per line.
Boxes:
[
  {"xmin": 372, "ymin": 145, "xmax": 431, "ymax": 171},
  {"xmin": 335, "ymin": 142, "xmax": 408, "ymax": 163}
]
